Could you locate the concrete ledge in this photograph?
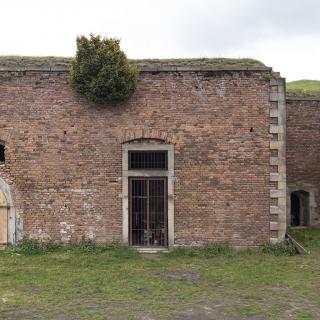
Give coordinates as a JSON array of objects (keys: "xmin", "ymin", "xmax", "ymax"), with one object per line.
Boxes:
[
  {"xmin": 270, "ymin": 222, "xmax": 279, "ymax": 231},
  {"xmin": 270, "ymin": 189, "xmax": 286, "ymax": 198},
  {"xmin": 286, "ymin": 96, "xmax": 320, "ymax": 101},
  {"xmin": 270, "ymin": 125, "xmax": 284, "ymax": 134},
  {"xmin": 270, "ymin": 157, "xmax": 280, "ymax": 166},
  {"xmin": 135, "ymin": 247, "xmax": 169, "ymax": 254},
  {"xmin": 270, "ymin": 173, "xmax": 280, "ymax": 181}
]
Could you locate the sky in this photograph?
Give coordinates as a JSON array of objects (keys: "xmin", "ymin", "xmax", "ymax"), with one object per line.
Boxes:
[{"xmin": 1, "ymin": 0, "xmax": 319, "ymax": 81}]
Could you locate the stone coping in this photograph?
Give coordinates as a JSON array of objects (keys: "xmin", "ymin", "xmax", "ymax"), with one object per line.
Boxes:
[{"xmin": 286, "ymin": 95, "xmax": 320, "ymax": 101}]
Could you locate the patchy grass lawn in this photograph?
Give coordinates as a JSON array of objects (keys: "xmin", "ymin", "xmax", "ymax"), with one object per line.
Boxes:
[{"xmin": 0, "ymin": 228, "xmax": 319, "ymax": 320}]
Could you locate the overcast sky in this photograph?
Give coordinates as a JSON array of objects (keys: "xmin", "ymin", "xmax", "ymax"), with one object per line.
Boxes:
[{"xmin": 1, "ymin": 0, "xmax": 319, "ymax": 81}]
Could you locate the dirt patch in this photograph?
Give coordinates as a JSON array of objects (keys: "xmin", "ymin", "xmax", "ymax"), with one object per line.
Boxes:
[{"xmin": 155, "ymin": 271, "xmax": 200, "ymax": 281}]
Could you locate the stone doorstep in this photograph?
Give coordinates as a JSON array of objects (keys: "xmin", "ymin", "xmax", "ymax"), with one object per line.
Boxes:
[{"xmin": 134, "ymin": 247, "xmax": 169, "ymax": 254}]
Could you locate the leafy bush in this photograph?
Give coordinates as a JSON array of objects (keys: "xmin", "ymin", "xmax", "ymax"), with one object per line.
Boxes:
[
  {"xmin": 70, "ymin": 34, "xmax": 138, "ymax": 104},
  {"xmin": 7, "ymin": 238, "xmax": 62, "ymax": 255},
  {"xmin": 5, "ymin": 237, "xmax": 139, "ymax": 258},
  {"xmin": 261, "ymin": 241, "xmax": 296, "ymax": 256}
]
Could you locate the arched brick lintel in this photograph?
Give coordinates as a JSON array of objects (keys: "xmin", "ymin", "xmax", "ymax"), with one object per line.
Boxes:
[{"xmin": 119, "ymin": 129, "xmax": 177, "ymax": 145}]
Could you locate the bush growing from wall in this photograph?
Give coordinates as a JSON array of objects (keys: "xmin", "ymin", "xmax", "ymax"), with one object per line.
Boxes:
[{"xmin": 70, "ymin": 34, "xmax": 138, "ymax": 104}]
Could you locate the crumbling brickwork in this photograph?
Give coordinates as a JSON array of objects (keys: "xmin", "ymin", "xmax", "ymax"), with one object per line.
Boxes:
[
  {"xmin": 0, "ymin": 63, "xmax": 276, "ymax": 246},
  {"xmin": 286, "ymin": 97, "xmax": 320, "ymax": 225}
]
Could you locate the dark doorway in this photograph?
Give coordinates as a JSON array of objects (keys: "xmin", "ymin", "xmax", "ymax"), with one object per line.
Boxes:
[
  {"xmin": 290, "ymin": 190, "xmax": 310, "ymax": 227},
  {"xmin": 129, "ymin": 177, "xmax": 167, "ymax": 247},
  {"xmin": 291, "ymin": 193, "xmax": 300, "ymax": 226}
]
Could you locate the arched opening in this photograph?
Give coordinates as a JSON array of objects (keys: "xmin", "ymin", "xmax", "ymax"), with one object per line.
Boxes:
[
  {"xmin": 0, "ymin": 189, "xmax": 8, "ymax": 245},
  {"xmin": 0, "ymin": 142, "xmax": 5, "ymax": 163},
  {"xmin": 290, "ymin": 190, "xmax": 310, "ymax": 227},
  {"xmin": 0, "ymin": 177, "xmax": 16, "ymax": 244}
]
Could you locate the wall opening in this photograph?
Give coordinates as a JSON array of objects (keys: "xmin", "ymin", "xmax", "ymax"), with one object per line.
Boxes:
[
  {"xmin": 290, "ymin": 190, "xmax": 310, "ymax": 226},
  {"xmin": 0, "ymin": 144, "xmax": 5, "ymax": 163},
  {"xmin": 0, "ymin": 190, "xmax": 8, "ymax": 245},
  {"xmin": 122, "ymin": 143, "xmax": 174, "ymax": 248},
  {"xmin": 129, "ymin": 177, "xmax": 167, "ymax": 247}
]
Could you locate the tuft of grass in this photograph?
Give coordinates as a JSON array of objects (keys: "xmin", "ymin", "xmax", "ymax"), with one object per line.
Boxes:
[
  {"xmin": 261, "ymin": 241, "xmax": 296, "ymax": 256},
  {"xmin": 288, "ymin": 226, "xmax": 320, "ymax": 249},
  {"xmin": 165, "ymin": 242, "xmax": 235, "ymax": 258},
  {"xmin": 6, "ymin": 238, "xmax": 63, "ymax": 255},
  {"xmin": 5, "ymin": 237, "xmax": 139, "ymax": 258},
  {"xmin": 287, "ymin": 79, "xmax": 320, "ymax": 95}
]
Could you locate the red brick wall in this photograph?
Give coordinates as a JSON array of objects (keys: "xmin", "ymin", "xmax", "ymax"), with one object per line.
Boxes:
[
  {"xmin": 286, "ymin": 98, "xmax": 320, "ymax": 225},
  {"xmin": 0, "ymin": 69, "xmax": 272, "ymax": 246}
]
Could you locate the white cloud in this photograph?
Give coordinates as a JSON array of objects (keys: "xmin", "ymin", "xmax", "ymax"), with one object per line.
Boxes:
[{"xmin": 0, "ymin": 0, "xmax": 319, "ymax": 80}]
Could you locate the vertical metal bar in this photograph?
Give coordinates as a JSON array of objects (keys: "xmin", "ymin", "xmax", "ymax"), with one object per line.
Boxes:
[
  {"xmin": 129, "ymin": 178, "xmax": 132, "ymax": 245},
  {"xmin": 146, "ymin": 179, "xmax": 149, "ymax": 246},
  {"xmin": 164, "ymin": 177, "xmax": 168, "ymax": 246}
]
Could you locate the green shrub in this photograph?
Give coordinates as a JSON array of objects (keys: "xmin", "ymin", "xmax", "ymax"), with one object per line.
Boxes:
[
  {"xmin": 70, "ymin": 34, "xmax": 138, "ymax": 104},
  {"xmin": 261, "ymin": 241, "xmax": 296, "ymax": 256},
  {"xmin": 7, "ymin": 237, "xmax": 62, "ymax": 255},
  {"xmin": 5, "ymin": 237, "xmax": 138, "ymax": 256}
]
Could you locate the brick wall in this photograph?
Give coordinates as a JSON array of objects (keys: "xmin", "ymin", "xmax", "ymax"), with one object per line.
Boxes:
[
  {"xmin": 0, "ymin": 66, "xmax": 273, "ymax": 246},
  {"xmin": 286, "ymin": 97, "xmax": 320, "ymax": 225}
]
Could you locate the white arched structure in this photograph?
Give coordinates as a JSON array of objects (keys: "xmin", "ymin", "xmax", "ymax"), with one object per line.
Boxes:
[{"xmin": 0, "ymin": 177, "xmax": 16, "ymax": 244}]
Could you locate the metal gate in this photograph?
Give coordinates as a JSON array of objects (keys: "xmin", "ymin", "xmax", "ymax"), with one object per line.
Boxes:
[{"xmin": 129, "ymin": 177, "xmax": 167, "ymax": 247}]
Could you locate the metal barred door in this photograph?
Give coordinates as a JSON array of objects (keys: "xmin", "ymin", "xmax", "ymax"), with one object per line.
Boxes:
[{"xmin": 129, "ymin": 177, "xmax": 167, "ymax": 247}]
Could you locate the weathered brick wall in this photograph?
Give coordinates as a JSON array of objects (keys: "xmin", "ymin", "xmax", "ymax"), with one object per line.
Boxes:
[
  {"xmin": 0, "ymin": 67, "xmax": 272, "ymax": 246},
  {"xmin": 286, "ymin": 97, "xmax": 320, "ymax": 225}
]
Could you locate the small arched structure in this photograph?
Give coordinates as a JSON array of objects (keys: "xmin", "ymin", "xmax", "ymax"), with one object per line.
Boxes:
[
  {"xmin": 290, "ymin": 190, "xmax": 310, "ymax": 227},
  {"xmin": 0, "ymin": 177, "xmax": 16, "ymax": 244},
  {"xmin": 0, "ymin": 189, "xmax": 8, "ymax": 245}
]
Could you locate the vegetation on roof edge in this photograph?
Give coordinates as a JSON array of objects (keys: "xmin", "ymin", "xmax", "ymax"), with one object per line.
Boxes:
[
  {"xmin": 0, "ymin": 55, "xmax": 265, "ymax": 66},
  {"xmin": 287, "ymin": 80, "xmax": 320, "ymax": 96}
]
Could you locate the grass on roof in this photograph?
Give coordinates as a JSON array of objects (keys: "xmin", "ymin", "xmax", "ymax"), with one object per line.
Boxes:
[
  {"xmin": 0, "ymin": 56, "xmax": 72, "ymax": 63},
  {"xmin": 0, "ymin": 56, "xmax": 264, "ymax": 67},
  {"xmin": 132, "ymin": 57, "xmax": 265, "ymax": 66},
  {"xmin": 287, "ymin": 80, "xmax": 320, "ymax": 95}
]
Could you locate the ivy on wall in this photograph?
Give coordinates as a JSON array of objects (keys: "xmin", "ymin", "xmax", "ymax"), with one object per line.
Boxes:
[{"xmin": 70, "ymin": 34, "xmax": 138, "ymax": 104}]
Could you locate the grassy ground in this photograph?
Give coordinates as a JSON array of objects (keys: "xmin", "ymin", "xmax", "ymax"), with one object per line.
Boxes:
[
  {"xmin": 0, "ymin": 228, "xmax": 319, "ymax": 320},
  {"xmin": 287, "ymin": 80, "xmax": 320, "ymax": 95}
]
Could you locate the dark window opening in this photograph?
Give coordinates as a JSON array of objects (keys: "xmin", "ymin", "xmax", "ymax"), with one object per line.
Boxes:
[
  {"xmin": 0, "ymin": 144, "xmax": 5, "ymax": 163},
  {"xmin": 128, "ymin": 151, "xmax": 168, "ymax": 170}
]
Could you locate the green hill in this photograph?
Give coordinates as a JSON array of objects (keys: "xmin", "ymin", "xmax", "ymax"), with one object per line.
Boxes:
[{"xmin": 287, "ymin": 80, "xmax": 320, "ymax": 95}]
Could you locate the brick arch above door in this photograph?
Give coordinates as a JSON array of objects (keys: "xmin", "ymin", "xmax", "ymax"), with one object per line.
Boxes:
[{"xmin": 119, "ymin": 129, "xmax": 178, "ymax": 145}]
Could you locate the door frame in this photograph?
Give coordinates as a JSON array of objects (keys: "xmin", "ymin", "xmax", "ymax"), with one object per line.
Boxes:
[
  {"xmin": 122, "ymin": 143, "xmax": 174, "ymax": 247},
  {"xmin": 128, "ymin": 176, "xmax": 168, "ymax": 247}
]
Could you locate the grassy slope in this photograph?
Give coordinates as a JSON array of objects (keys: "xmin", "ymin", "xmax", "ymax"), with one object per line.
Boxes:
[
  {"xmin": 287, "ymin": 80, "xmax": 320, "ymax": 95},
  {"xmin": 0, "ymin": 228, "xmax": 319, "ymax": 319}
]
